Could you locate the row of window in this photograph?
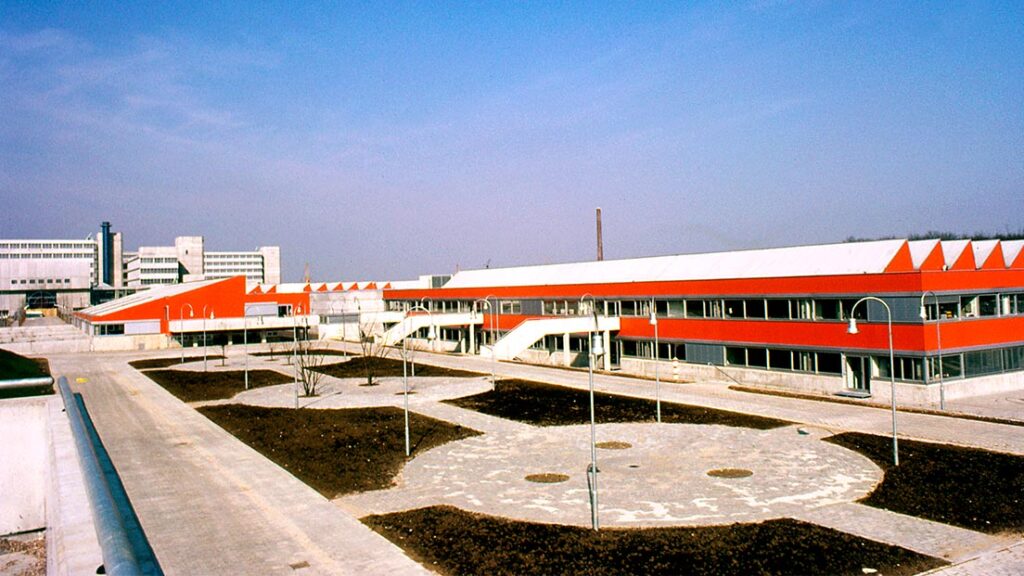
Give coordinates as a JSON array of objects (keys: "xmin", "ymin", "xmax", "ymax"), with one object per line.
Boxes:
[
  {"xmin": 388, "ymin": 300, "xmax": 521, "ymax": 314},
  {"xmin": 922, "ymin": 294, "xmax": 1024, "ymax": 319},
  {"xmin": 0, "ymin": 253, "xmax": 94, "ymax": 259},
  {"xmin": 9, "ymin": 278, "xmax": 73, "ymax": 285},
  {"xmin": 709, "ymin": 344, "xmax": 1024, "ymax": 383},
  {"xmin": 0, "ymin": 242, "xmax": 95, "ymax": 250},
  {"xmin": 140, "ymin": 257, "xmax": 177, "ymax": 264}
]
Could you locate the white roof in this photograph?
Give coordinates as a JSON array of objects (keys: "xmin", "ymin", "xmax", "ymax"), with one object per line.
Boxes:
[
  {"xmin": 972, "ymin": 240, "xmax": 1000, "ymax": 267},
  {"xmin": 940, "ymin": 240, "xmax": 971, "ymax": 268},
  {"xmin": 80, "ymin": 278, "xmax": 225, "ymax": 318},
  {"xmin": 1002, "ymin": 240, "xmax": 1024, "ymax": 267},
  {"xmin": 907, "ymin": 239, "xmax": 940, "ymax": 268},
  {"xmin": 443, "ymin": 239, "xmax": 908, "ymax": 289}
]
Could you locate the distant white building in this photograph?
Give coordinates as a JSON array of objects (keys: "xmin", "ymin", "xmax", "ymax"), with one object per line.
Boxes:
[{"xmin": 0, "ymin": 222, "xmax": 281, "ymax": 318}]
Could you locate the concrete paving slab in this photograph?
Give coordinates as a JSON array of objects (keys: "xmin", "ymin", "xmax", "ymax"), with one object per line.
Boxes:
[
  {"xmin": 791, "ymin": 503, "xmax": 1008, "ymax": 563},
  {"xmin": 48, "ymin": 353, "xmax": 431, "ymax": 576}
]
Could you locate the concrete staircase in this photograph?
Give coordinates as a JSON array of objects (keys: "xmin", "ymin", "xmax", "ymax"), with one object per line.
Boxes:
[
  {"xmin": 379, "ymin": 312, "xmax": 481, "ymax": 347},
  {"xmin": 481, "ymin": 315, "xmax": 620, "ymax": 361}
]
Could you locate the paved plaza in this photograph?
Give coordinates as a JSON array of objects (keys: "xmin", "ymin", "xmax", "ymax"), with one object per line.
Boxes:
[{"xmin": 46, "ymin": 344, "xmax": 1024, "ymax": 574}]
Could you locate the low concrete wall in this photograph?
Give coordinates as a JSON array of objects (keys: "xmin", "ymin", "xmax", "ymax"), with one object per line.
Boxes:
[
  {"xmin": 516, "ymin": 348, "xmax": 588, "ymax": 367},
  {"xmin": 0, "ymin": 396, "xmax": 49, "ymax": 535},
  {"xmin": 89, "ymin": 334, "xmax": 171, "ymax": 352}
]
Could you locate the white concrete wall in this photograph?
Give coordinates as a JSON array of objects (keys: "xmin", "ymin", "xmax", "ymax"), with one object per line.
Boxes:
[{"xmin": 0, "ymin": 396, "xmax": 49, "ymax": 535}]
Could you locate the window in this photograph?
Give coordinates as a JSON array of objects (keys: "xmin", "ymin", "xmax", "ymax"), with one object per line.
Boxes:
[
  {"xmin": 725, "ymin": 347, "xmax": 746, "ymax": 366},
  {"xmin": 769, "ymin": 349, "xmax": 793, "ymax": 370},
  {"xmin": 746, "ymin": 347, "xmax": 767, "ymax": 368},
  {"xmin": 685, "ymin": 300, "xmax": 704, "ymax": 318},
  {"xmin": 815, "ymin": 299, "xmax": 841, "ymax": 320},
  {"xmin": 965, "ymin": 349, "xmax": 1002, "ymax": 376},
  {"xmin": 816, "ymin": 352, "xmax": 842, "ymax": 374},
  {"xmin": 978, "ymin": 295, "xmax": 998, "ymax": 316},
  {"xmin": 744, "ymin": 299, "xmax": 765, "ymax": 319},
  {"xmin": 621, "ymin": 301, "xmax": 638, "ymax": 316},
  {"xmin": 667, "ymin": 300, "xmax": 685, "ymax": 317},
  {"xmin": 766, "ymin": 299, "xmax": 789, "ymax": 319},
  {"xmin": 724, "ymin": 300, "xmax": 744, "ymax": 318}
]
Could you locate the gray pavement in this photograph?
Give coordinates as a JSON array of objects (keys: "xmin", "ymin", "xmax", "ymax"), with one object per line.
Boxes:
[
  {"xmin": 44, "ymin": 344, "xmax": 1024, "ymax": 575},
  {"xmin": 48, "ymin": 352, "xmax": 431, "ymax": 576}
]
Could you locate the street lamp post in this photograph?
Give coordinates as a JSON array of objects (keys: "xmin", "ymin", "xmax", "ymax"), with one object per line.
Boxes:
[
  {"xmin": 293, "ymin": 304, "xmax": 303, "ymax": 409},
  {"xmin": 243, "ymin": 312, "xmax": 249, "ymax": 390},
  {"xmin": 474, "ymin": 296, "xmax": 497, "ymax": 390},
  {"xmin": 919, "ymin": 291, "xmax": 945, "ymax": 411},
  {"xmin": 201, "ymin": 305, "xmax": 214, "ymax": 372},
  {"xmin": 330, "ymin": 299, "xmax": 348, "ymax": 358},
  {"xmin": 402, "ymin": 304, "xmax": 435, "ymax": 456},
  {"xmin": 580, "ymin": 294, "xmax": 602, "ymax": 530},
  {"xmin": 847, "ymin": 296, "xmax": 899, "ymax": 466},
  {"xmin": 649, "ymin": 299, "xmax": 661, "ymax": 423},
  {"xmin": 179, "ymin": 304, "xmax": 194, "ymax": 364}
]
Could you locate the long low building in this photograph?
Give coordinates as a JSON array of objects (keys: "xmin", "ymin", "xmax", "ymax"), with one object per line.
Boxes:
[
  {"xmin": 70, "ymin": 238, "xmax": 1024, "ymax": 405},
  {"xmin": 384, "ymin": 238, "xmax": 1024, "ymax": 404}
]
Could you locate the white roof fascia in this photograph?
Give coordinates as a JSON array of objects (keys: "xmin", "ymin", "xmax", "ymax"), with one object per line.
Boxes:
[{"xmin": 443, "ymin": 239, "xmax": 908, "ymax": 289}]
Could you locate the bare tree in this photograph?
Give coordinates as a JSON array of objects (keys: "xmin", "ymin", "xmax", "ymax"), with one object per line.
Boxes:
[
  {"xmin": 297, "ymin": 341, "xmax": 328, "ymax": 397},
  {"xmin": 358, "ymin": 318, "xmax": 391, "ymax": 386},
  {"xmin": 267, "ymin": 340, "xmax": 280, "ymax": 360}
]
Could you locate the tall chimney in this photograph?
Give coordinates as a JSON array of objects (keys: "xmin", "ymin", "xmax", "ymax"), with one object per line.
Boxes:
[
  {"xmin": 596, "ymin": 207, "xmax": 604, "ymax": 261},
  {"xmin": 101, "ymin": 221, "xmax": 113, "ymax": 285}
]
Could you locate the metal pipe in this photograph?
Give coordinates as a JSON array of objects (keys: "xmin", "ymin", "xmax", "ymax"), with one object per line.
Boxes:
[
  {"xmin": 57, "ymin": 377, "xmax": 149, "ymax": 576},
  {"xmin": 0, "ymin": 376, "xmax": 54, "ymax": 390}
]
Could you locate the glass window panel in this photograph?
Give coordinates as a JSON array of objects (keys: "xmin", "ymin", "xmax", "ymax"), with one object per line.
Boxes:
[
  {"xmin": 978, "ymin": 295, "xmax": 998, "ymax": 316},
  {"xmin": 747, "ymin": 348, "xmax": 767, "ymax": 368},
  {"xmin": 724, "ymin": 300, "xmax": 745, "ymax": 318},
  {"xmin": 686, "ymin": 300, "xmax": 704, "ymax": 318},
  {"xmin": 816, "ymin": 352, "xmax": 842, "ymax": 374},
  {"xmin": 668, "ymin": 301, "xmax": 685, "ymax": 317},
  {"xmin": 766, "ymin": 299, "xmax": 790, "ymax": 319},
  {"xmin": 815, "ymin": 299, "xmax": 841, "ymax": 320},
  {"xmin": 725, "ymin": 347, "xmax": 746, "ymax": 366},
  {"xmin": 745, "ymin": 299, "xmax": 765, "ymax": 319},
  {"xmin": 965, "ymin": 350, "xmax": 1002, "ymax": 376},
  {"xmin": 768, "ymin": 349, "xmax": 792, "ymax": 370}
]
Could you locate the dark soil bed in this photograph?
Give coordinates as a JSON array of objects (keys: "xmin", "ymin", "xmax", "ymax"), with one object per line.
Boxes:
[
  {"xmin": 363, "ymin": 505, "xmax": 944, "ymax": 576},
  {"xmin": 446, "ymin": 379, "xmax": 789, "ymax": 429},
  {"xmin": 826, "ymin": 432, "xmax": 1024, "ymax": 533},
  {"xmin": 0, "ymin": 349, "xmax": 49, "ymax": 379},
  {"xmin": 198, "ymin": 405, "xmax": 480, "ymax": 497},
  {"xmin": 142, "ymin": 369, "xmax": 292, "ymax": 402},
  {"xmin": 129, "ymin": 356, "xmax": 225, "ymax": 370},
  {"xmin": 312, "ymin": 356, "xmax": 484, "ymax": 379}
]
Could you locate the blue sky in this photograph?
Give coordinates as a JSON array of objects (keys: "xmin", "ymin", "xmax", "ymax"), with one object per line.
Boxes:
[{"xmin": 1, "ymin": 2, "xmax": 1021, "ymax": 281}]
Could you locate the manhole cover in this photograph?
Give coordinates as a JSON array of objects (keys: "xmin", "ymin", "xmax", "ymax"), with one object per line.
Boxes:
[
  {"xmin": 525, "ymin": 473, "xmax": 570, "ymax": 483},
  {"xmin": 596, "ymin": 441, "xmax": 632, "ymax": 450},
  {"xmin": 628, "ymin": 464, "xmax": 640, "ymax": 469},
  {"xmin": 707, "ymin": 468, "xmax": 753, "ymax": 478}
]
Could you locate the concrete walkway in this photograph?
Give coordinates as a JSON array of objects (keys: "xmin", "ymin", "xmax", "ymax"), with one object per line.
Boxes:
[
  {"xmin": 791, "ymin": 503, "xmax": 1010, "ymax": 564},
  {"xmin": 48, "ymin": 352, "xmax": 431, "ymax": 576}
]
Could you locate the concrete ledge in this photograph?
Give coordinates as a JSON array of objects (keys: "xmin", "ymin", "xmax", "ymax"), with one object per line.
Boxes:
[{"xmin": 46, "ymin": 395, "xmax": 103, "ymax": 576}]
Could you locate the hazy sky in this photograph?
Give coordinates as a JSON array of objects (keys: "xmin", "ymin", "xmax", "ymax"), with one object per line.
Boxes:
[{"xmin": 1, "ymin": 2, "xmax": 1021, "ymax": 282}]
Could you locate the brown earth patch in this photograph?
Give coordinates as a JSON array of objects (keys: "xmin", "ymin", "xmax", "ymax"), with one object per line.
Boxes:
[
  {"xmin": 198, "ymin": 405, "xmax": 481, "ymax": 497},
  {"xmin": 363, "ymin": 505, "xmax": 945, "ymax": 576},
  {"xmin": 826, "ymin": 432, "xmax": 1024, "ymax": 533},
  {"xmin": 141, "ymin": 369, "xmax": 292, "ymax": 402},
  {"xmin": 446, "ymin": 379, "xmax": 789, "ymax": 429}
]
